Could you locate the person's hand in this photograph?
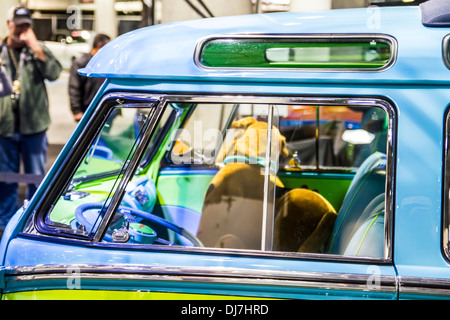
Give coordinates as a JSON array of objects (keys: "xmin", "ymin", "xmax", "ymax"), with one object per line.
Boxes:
[
  {"xmin": 73, "ymin": 112, "xmax": 84, "ymax": 122},
  {"xmin": 20, "ymin": 28, "xmax": 45, "ymax": 61}
]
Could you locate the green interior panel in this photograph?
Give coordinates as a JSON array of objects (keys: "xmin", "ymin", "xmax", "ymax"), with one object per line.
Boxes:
[
  {"xmin": 156, "ymin": 169, "xmax": 353, "ymax": 214},
  {"xmin": 156, "ymin": 171, "xmax": 216, "ymax": 213},
  {"xmin": 278, "ymin": 171, "xmax": 354, "ymax": 211},
  {"xmin": 49, "ymin": 179, "xmax": 117, "ymax": 225}
]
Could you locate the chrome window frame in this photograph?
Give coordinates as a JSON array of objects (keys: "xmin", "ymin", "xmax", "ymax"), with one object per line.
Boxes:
[
  {"xmin": 443, "ymin": 34, "xmax": 450, "ymax": 70},
  {"xmin": 194, "ymin": 33, "xmax": 398, "ymax": 73},
  {"xmin": 32, "ymin": 93, "xmax": 164, "ymax": 241},
  {"xmin": 28, "ymin": 93, "xmax": 396, "ymax": 264},
  {"xmin": 442, "ymin": 107, "xmax": 450, "ymax": 261}
]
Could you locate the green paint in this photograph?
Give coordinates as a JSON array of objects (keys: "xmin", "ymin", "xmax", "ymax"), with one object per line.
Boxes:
[
  {"xmin": 3, "ymin": 289, "xmax": 269, "ymax": 300},
  {"xmin": 278, "ymin": 171, "xmax": 353, "ymax": 211},
  {"xmin": 73, "ymin": 158, "xmax": 123, "ymax": 180},
  {"xmin": 49, "ymin": 179, "xmax": 117, "ymax": 224},
  {"xmin": 156, "ymin": 173, "xmax": 215, "ymax": 213}
]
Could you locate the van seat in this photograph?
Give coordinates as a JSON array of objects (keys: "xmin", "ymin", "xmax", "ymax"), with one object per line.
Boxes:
[
  {"xmin": 328, "ymin": 152, "xmax": 386, "ymax": 256},
  {"xmin": 342, "ymin": 193, "xmax": 385, "ymax": 257}
]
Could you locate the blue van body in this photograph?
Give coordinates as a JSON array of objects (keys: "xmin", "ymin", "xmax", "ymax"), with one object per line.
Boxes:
[{"xmin": 1, "ymin": 4, "xmax": 450, "ymax": 300}]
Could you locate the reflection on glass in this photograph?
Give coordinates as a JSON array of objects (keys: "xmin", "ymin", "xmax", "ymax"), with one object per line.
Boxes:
[{"xmin": 49, "ymin": 105, "xmax": 154, "ymax": 236}]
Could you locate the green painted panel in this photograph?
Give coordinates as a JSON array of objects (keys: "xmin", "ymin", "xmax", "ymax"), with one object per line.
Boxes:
[
  {"xmin": 50, "ymin": 180, "xmax": 116, "ymax": 224},
  {"xmin": 3, "ymin": 289, "xmax": 268, "ymax": 300},
  {"xmin": 156, "ymin": 171, "xmax": 352, "ymax": 213},
  {"xmin": 278, "ymin": 172, "xmax": 353, "ymax": 211},
  {"xmin": 156, "ymin": 173, "xmax": 215, "ymax": 213}
]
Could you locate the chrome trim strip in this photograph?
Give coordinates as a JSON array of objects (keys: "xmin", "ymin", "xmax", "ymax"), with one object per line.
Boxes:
[
  {"xmin": 399, "ymin": 276, "xmax": 450, "ymax": 298},
  {"xmin": 379, "ymin": 99, "xmax": 397, "ymax": 261},
  {"xmin": 262, "ymin": 104, "xmax": 274, "ymax": 251},
  {"xmin": 194, "ymin": 33, "xmax": 398, "ymax": 73},
  {"xmin": 6, "ymin": 264, "xmax": 398, "ymax": 294}
]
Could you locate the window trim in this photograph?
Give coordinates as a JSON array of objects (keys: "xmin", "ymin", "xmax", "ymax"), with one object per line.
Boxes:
[
  {"xmin": 33, "ymin": 94, "xmax": 162, "ymax": 241},
  {"xmin": 92, "ymin": 103, "xmax": 167, "ymax": 242},
  {"xmin": 194, "ymin": 33, "xmax": 398, "ymax": 73},
  {"xmin": 442, "ymin": 34, "xmax": 450, "ymax": 70},
  {"xmin": 30, "ymin": 93, "xmax": 396, "ymax": 264},
  {"xmin": 442, "ymin": 106, "xmax": 450, "ymax": 261}
]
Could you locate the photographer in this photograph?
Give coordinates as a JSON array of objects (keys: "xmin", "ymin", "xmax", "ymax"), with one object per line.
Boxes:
[{"xmin": 0, "ymin": 6, "xmax": 62, "ymax": 233}]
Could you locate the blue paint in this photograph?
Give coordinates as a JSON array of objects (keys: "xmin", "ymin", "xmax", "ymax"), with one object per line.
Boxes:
[{"xmin": 1, "ymin": 5, "xmax": 450, "ymax": 299}]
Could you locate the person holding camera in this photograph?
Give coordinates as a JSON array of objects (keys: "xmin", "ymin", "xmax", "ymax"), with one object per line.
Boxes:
[{"xmin": 0, "ymin": 6, "xmax": 62, "ymax": 234}]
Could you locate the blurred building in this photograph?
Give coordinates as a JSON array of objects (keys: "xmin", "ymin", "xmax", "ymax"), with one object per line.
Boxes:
[{"xmin": 0, "ymin": 0, "xmax": 383, "ymax": 42}]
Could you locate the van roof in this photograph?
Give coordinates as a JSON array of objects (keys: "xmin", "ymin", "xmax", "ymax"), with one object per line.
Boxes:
[{"xmin": 80, "ymin": 6, "xmax": 450, "ymax": 85}]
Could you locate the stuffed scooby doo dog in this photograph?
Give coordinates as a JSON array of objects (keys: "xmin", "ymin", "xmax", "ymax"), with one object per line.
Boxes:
[
  {"xmin": 274, "ymin": 188, "xmax": 337, "ymax": 253},
  {"xmin": 197, "ymin": 117, "xmax": 337, "ymax": 253}
]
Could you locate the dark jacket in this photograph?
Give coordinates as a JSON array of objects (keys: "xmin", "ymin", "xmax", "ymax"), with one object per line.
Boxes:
[
  {"xmin": 68, "ymin": 52, "xmax": 104, "ymax": 115},
  {"xmin": 0, "ymin": 40, "xmax": 62, "ymax": 136}
]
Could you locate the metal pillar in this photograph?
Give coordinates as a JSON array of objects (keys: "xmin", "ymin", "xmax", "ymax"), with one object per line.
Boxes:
[
  {"xmin": 95, "ymin": 0, "xmax": 117, "ymax": 38},
  {"xmin": 290, "ymin": 0, "xmax": 332, "ymax": 11}
]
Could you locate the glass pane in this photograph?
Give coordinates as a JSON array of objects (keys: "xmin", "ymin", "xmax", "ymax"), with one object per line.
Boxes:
[
  {"xmin": 276, "ymin": 104, "xmax": 388, "ymax": 258},
  {"xmin": 122, "ymin": 103, "xmax": 281, "ymax": 249},
  {"xmin": 197, "ymin": 105, "xmax": 271, "ymax": 249},
  {"xmin": 47, "ymin": 104, "xmax": 155, "ymax": 237},
  {"xmin": 279, "ymin": 105, "xmax": 387, "ymax": 170},
  {"xmin": 169, "ymin": 103, "xmax": 235, "ymax": 165},
  {"xmin": 104, "ymin": 107, "xmax": 174, "ymax": 244},
  {"xmin": 200, "ymin": 37, "xmax": 393, "ymax": 69}
]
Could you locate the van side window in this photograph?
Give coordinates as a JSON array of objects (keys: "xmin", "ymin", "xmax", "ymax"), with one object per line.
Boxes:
[
  {"xmin": 40, "ymin": 98, "xmax": 391, "ymax": 260},
  {"xmin": 163, "ymin": 101, "xmax": 390, "ymax": 258},
  {"xmin": 276, "ymin": 105, "xmax": 388, "ymax": 257}
]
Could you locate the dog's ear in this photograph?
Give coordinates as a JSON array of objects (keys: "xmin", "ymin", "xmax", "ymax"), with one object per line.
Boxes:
[
  {"xmin": 231, "ymin": 117, "xmax": 256, "ymax": 130},
  {"xmin": 279, "ymin": 134, "xmax": 289, "ymax": 159}
]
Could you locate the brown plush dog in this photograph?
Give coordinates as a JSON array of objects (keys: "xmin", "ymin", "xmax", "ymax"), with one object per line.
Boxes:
[
  {"xmin": 216, "ymin": 116, "xmax": 289, "ymax": 165},
  {"xmin": 197, "ymin": 117, "xmax": 336, "ymax": 253},
  {"xmin": 274, "ymin": 188, "xmax": 337, "ymax": 253}
]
